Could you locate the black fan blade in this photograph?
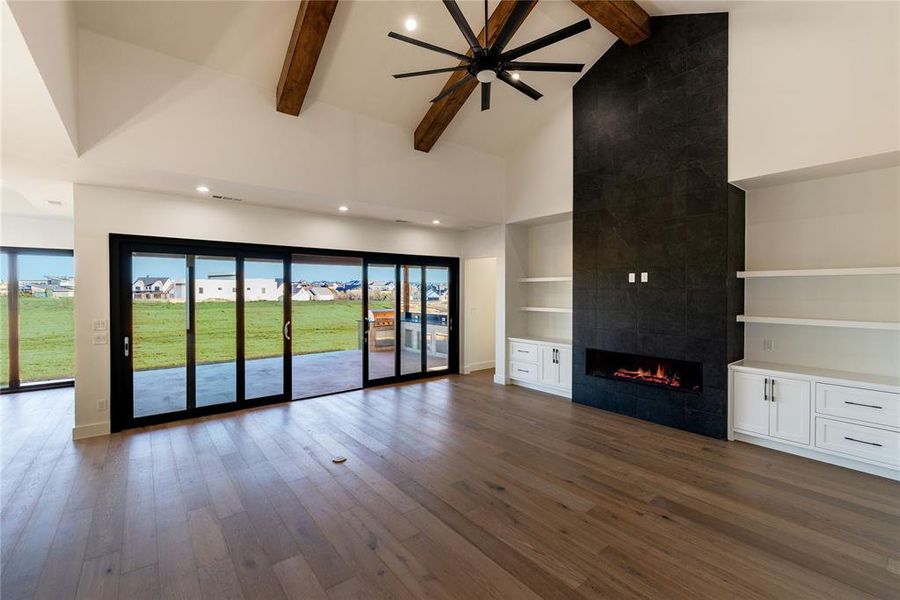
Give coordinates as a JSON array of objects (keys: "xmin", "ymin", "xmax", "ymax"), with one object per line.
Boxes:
[
  {"xmin": 393, "ymin": 66, "xmax": 470, "ymax": 79},
  {"xmin": 500, "ymin": 19, "xmax": 591, "ymax": 62},
  {"xmin": 490, "ymin": 0, "xmax": 533, "ymax": 54},
  {"xmin": 431, "ymin": 73, "xmax": 475, "ymax": 103},
  {"xmin": 443, "ymin": 0, "xmax": 482, "ymax": 54},
  {"xmin": 388, "ymin": 31, "xmax": 472, "ymax": 62},
  {"xmin": 505, "ymin": 61, "xmax": 584, "ymax": 73},
  {"xmin": 497, "ymin": 70, "xmax": 542, "ymax": 100},
  {"xmin": 481, "ymin": 81, "xmax": 491, "ymax": 111}
]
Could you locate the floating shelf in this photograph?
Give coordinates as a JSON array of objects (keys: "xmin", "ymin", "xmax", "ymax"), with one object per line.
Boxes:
[
  {"xmin": 737, "ymin": 315, "xmax": 900, "ymax": 331},
  {"xmin": 519, "ymin": 276, "xmax": 573, "ymax": 283},
  {"xmin": 520, "ymin": 306, "xmax": 573, "ymax": 314},
  {"xmin": 738, "ymin": 266, "xmax": 900, "ymax": 278}
]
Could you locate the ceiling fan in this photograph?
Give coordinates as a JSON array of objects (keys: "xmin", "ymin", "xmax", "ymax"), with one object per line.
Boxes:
[{"xmin": 389, "ymin": 0, "xmax": 591, "ymax": 110}]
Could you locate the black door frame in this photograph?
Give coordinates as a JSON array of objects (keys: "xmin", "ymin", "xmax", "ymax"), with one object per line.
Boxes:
[
  {"xmin": 110, "ymin": 234, "xmax": 458, "ymax": 432},
  {"xmin": 0, "ymin": 246, "xmax": 76, "ymax": 394}
]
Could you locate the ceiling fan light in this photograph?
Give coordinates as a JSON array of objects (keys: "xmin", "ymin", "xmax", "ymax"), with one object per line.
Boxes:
[
  {"xmin": 476, "ymin": 69, "xmax": 497, "ymax": 83},
  {"xmin": 511, "ymin": 72, "xmax": 520, "ymax": 81}
]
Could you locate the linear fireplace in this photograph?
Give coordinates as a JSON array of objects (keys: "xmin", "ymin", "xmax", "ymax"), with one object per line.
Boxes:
[{"xmin": 586, "ymin": 349, "xmax": 702, "ymax": 394}]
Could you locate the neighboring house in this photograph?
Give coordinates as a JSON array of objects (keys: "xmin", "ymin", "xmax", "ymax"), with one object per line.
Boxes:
[
  {"xmin": 290, "ymin": 284, "xmax": 312, "ymax": 301},
  {"xmin": 31, "ymin": 285, "xmax": 75, "ymax": 298},
  {"xmin": 0, "ymin": 281, "xmax": 6, "ymax": 296},
  {"xmin": 309, "ymin": 286, "xmax": 335, "ymax": 301},
  {"xmin": 133, "ymin": 276, "xmax": 175, "ymax": 299},
  {"xmin": 45, "ymin": 275, "xmax": 75, "ymax": 288}
]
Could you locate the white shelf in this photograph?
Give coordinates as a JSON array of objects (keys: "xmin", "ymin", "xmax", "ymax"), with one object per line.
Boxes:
[
  {"xmin": 737, "ymin": 315, "xmax": 900, "ymax": 331},
  {"xmin": 738, "ymin": 266, "xmax": 900, "ymax": 278},
  {"xmin": 508, "ymin": 335, "xmax": 572, "ymax": 347},
  {"xmin": 520, "ymin": 306, "xmax": 573, "ymax": 314},
  {"xmin": 518, "ymin": 276, "xmax": 573, "ymax": 283}
]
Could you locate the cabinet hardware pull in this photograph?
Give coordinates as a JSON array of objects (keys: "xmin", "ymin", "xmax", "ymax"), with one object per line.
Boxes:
[
  {"xmin": 843, "ymin": 436, "xmax": 882, "ymax": 448},
  {"xmin": 844, "ymin": 401, "xmax": 883, "ymax": 410},
  {"xmin": 517, "ymin": 349, "xmax": 528, "ymax": 353},
  {"xmin": 517, "ymin": 369, "xmax": 528, "ymax": 373},
  {"xmin": 764, "ymin": 378, "xmax": 768, "ymax": 401},
  {"xmin": 770, "ymin": 379, "xmax": 775, "ymax": 402}
]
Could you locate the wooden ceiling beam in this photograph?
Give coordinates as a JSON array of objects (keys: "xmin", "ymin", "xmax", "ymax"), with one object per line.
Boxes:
[
  {"xmin": 414, "ymin": 0, "xmax": 538, "ymax": 153},
  {"xmin": 276, "ymin": 0, "xmax": 339, "ymax": 116},
  {"xmin": 570, "ymin": 0, "xmax": 650, "ymax": 46}
]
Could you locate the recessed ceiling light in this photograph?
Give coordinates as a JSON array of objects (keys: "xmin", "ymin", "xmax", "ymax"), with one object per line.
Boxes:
[
  {"xmin": 338, "ymin": 205, "xmax": 349, "ymax": 212},
  {"xmin": 404, "ymin": 17, "xmax": 417, "ymax": 32},
  {"xmin": 432, "ymin": 219, "xmax": 441, "ymax": 225},
  {"xmin": 511, "ymin": 72, "xmax": 520, "ymax": 81},
  {"xmin": 196, "ymin": 185, "xmax": 210, "ymax": 193}
]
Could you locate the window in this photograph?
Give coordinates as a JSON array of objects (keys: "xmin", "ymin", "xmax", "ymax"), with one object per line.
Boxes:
[
  {"xmin": 199, "ymin": 287, "xmax": 204, "ymax": 294},
  {"xmin": 1, "ymin": 248, "xmax": 75, "ymax": 391}
]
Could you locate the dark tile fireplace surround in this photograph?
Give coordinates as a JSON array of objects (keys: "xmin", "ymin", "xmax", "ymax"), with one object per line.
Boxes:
[{"xmin": 572, "ymin": 13, "xmax": 744, "ymax": 439}]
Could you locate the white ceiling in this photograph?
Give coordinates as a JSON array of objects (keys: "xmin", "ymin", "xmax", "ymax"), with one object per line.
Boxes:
[{"xmin": 74, "ymin": 0, "xmax": 619, "ymax": 156}]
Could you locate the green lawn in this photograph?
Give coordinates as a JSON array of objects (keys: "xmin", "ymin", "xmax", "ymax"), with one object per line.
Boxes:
[
  {"xmin": 0, "ymin": 296, "xmax": 75, "ymax": 384},
  {"xmin": 0, "ymin": 297, "xmax": 392, "ymax": 383}
]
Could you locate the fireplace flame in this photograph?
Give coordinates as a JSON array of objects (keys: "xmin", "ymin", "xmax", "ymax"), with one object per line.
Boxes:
[{"xmin": 613, "ymin": 362, "xmax": 683, "ymax": 388}]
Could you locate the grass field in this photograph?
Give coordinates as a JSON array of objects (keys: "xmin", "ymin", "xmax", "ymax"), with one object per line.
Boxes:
[
  {"xmin": 1, "ymin": 297, "xmax": 393, "ymax": 384},
  {"xmin": 0, "ymin": 296, "xmax": 75, "ymax": 385}
]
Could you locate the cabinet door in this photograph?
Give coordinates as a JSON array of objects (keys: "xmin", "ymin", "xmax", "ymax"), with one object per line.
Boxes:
[
  {"xmin": 732, "ymin": 371, "xmax": 769, "ymax": 436},
  {"xmin": 557, "ymin": 348, "xmax": 572, "ymax": 389},
  {"xmin": 769, "ymin": 377, "xmax": 811, "ymax": 445},
  {"xmin": 539, "ymin": 347, "xmax": 558, "ymax": 386}
]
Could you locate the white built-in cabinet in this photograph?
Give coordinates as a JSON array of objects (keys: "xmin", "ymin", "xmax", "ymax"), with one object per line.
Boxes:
[
  {"xmin": 730, "ymin": 360, "xmax": 900, "ymax": 480},
  {"xmin": 509, "ymin": 338, "xmax": 571, "ymax": 398}
]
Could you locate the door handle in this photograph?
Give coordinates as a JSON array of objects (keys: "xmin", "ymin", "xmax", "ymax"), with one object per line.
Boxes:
[
  {"xmin": 124, "ymin": 336, "xmax": 130, "ymax": 358},
  {"xmin": 283, "ymin": 321, "xmax": 291, "ymax": 341}
]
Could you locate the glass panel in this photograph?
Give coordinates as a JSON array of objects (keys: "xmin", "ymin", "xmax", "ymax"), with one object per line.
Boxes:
[
  {"xmin": 366, "ymin": 264, "xmax": 396, "ymax": 380},
  {"xmin": 0, "ymin": 252, "xmax": 8, "ymax": 388},
  {"xmin": 291, "ymin": 255, "xmax": 363, "ymax": 399},
  {"xmin": 17, "ymin": 253, "xmax": 75, "ymax": 384},
  {"xmin": 400, "ymin": 265, "xmax": 423, "ymax": 375},
  {"xmin": 245, "ymin": 258, "xmax": 284, "ymax": 400},
  {"xmin": 132, "ymin": 253, "xmax": 187, "ymax": 417},
  {"xmin": 195, "ymin": 256, "xmax": 237, "ymax": 407},
  {"xmin": 426, "ymin": 267, "xmax": 450, "ymax": 372}
]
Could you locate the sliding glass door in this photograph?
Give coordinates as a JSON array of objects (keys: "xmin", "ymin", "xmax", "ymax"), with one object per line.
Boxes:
[
  {"xmin": 0, "ymin": 248, "xmax": 75, "ymax": 393},
  {"xmin": 111, "ymin": 236, "xmax": 457, "ymax": 430}
]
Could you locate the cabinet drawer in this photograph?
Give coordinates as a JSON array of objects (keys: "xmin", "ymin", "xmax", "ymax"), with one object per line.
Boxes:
[
  {"xmin": 816, "ymin": 383, "xmax": 900, "ymax": 428},
  {"xmin": 815, "ymin": 418, "xmax": 900, "ymax": 467},
  {"xmin": 509, "ymin": 342, "xmax": 539, "ymax": 363},
  {"xmin": 510, "ymin": 361, "xmax": 538, "ymax": 382}
]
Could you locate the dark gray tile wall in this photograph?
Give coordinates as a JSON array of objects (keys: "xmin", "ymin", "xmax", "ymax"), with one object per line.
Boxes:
[{"xmin": 572, "ymin": 13, "xmax": 744, "ymax": 439}]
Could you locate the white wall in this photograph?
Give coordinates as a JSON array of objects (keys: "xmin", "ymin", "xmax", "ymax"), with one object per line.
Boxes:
[
  {"xmin": 7, "ymin": 0, "xmax": 79, "ymax": 152},
  {"xmin": 463, "ymin": 257, "xmax": 497, "ymax": 373},
  {"xmin": 0, "ymin": 214, "xmax": 73, "ymax": 249},
  {"xmin": 461, "ymin": 225, "xmax": 505, "ymax": 381},
  {"xmin": 73, "ymin": 183, "xmax": 462, "ymax": 437},
  {"xmin": 729, "ymin": 1, "xmax": 900, "ymax": 183},
  {"xmin": 743, "ymin": 166, "xmax": 900, "ymax": 376},
  {"xmin": 505, "ymin": 95, "xmax": 573, "ymax": 223}
]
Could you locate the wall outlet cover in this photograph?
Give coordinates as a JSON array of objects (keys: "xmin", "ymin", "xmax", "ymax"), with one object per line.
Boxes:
[
  {"xmin": 763, "ymin": 339, "xmax": 775, "ymax": 351},
  {"xmin": 97, "ymin": 399, "xmax": 108, "ymax": 411},
  {"xmin": 92, "ymin": 333, "xmax": 109, "ymax": 345}
]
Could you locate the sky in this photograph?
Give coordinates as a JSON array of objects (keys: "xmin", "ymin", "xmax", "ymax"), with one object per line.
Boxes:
[{"xmin": 2, "ymin": 252, "xmax": 447, "ymax": 284}]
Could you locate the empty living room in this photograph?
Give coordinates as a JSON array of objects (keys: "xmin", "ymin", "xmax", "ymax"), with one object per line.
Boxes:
[{"xmin": 2, "ymin": 0, "xmax": 899, "ymax": 598}]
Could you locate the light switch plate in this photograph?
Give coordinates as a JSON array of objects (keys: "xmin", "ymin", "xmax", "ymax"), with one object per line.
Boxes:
[
  {"xmin": 628, "ymin": 272, "xmax": 636, "ymax": 283},
  {"xmin": 92, "ymin": 319, "xmax": 108, "ymax": 331},
  {"xmin": 92, "ymin": 333, "xmax": 108, "ymax": 345},
  {"xmin": 640, "ymin": 272, "xmax": 649, "ymax": 283}
]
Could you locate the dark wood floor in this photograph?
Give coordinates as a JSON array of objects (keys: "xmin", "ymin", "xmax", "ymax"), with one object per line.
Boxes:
[{"xmin": 2, "ymin": 372, "xmax": 899, "ymax": 599}]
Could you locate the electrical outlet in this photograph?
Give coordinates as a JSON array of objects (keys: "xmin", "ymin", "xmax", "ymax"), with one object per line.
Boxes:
[
  {"xmin": 97, "ymin": 399, "xmax": 108, "ymax": 411},
  {"xmin": 762, "ymin": 339, "xmax": 775, "ymax": 351},
  {"xmin": 93, "ymin": 319, "xmax": 108, "ymax": 331},
  {"xmin": 640, "ymin": 272, "xmax": 649, "ymax": 283},
  {"xmin": 628, "ymin": 272, "xmax": 636, "ymax": 283}
]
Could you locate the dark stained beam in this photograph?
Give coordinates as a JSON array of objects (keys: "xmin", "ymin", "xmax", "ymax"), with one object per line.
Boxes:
[
  {"xmin": 276, "ymin": 0, "xmax": 339, "ymax": 116},
  {"xmin": 414, "ymin": 0, "xmax": 538, "ymax": 153},
  {"xmin": 570, "ymin": 0, "xmax": 650, "ymax": 46}
]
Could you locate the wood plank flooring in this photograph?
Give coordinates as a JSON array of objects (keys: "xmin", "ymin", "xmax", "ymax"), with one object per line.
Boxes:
[{"xmin": 2, "ymin": 372, "xmax": 899, "ymax": 599}]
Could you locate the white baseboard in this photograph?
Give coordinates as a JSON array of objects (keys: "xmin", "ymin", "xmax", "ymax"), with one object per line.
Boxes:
[
  {"xmin": 493, "ymin": 374, "xmax": 507, "ymax": 385},
  {"xmin": 73, "ymin": 421, "xmax": 111, "ymax": 440},
  {"xmin": 509, "ymin": 378, "xmax": 572, "ymax": 399},
  {"xmin": 733, "ymin": 432, "xmax": 899, "ymax": 481},
  {"xmin": 463, "ymin": 360, "xmax": 495, "ymax": 374}
]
